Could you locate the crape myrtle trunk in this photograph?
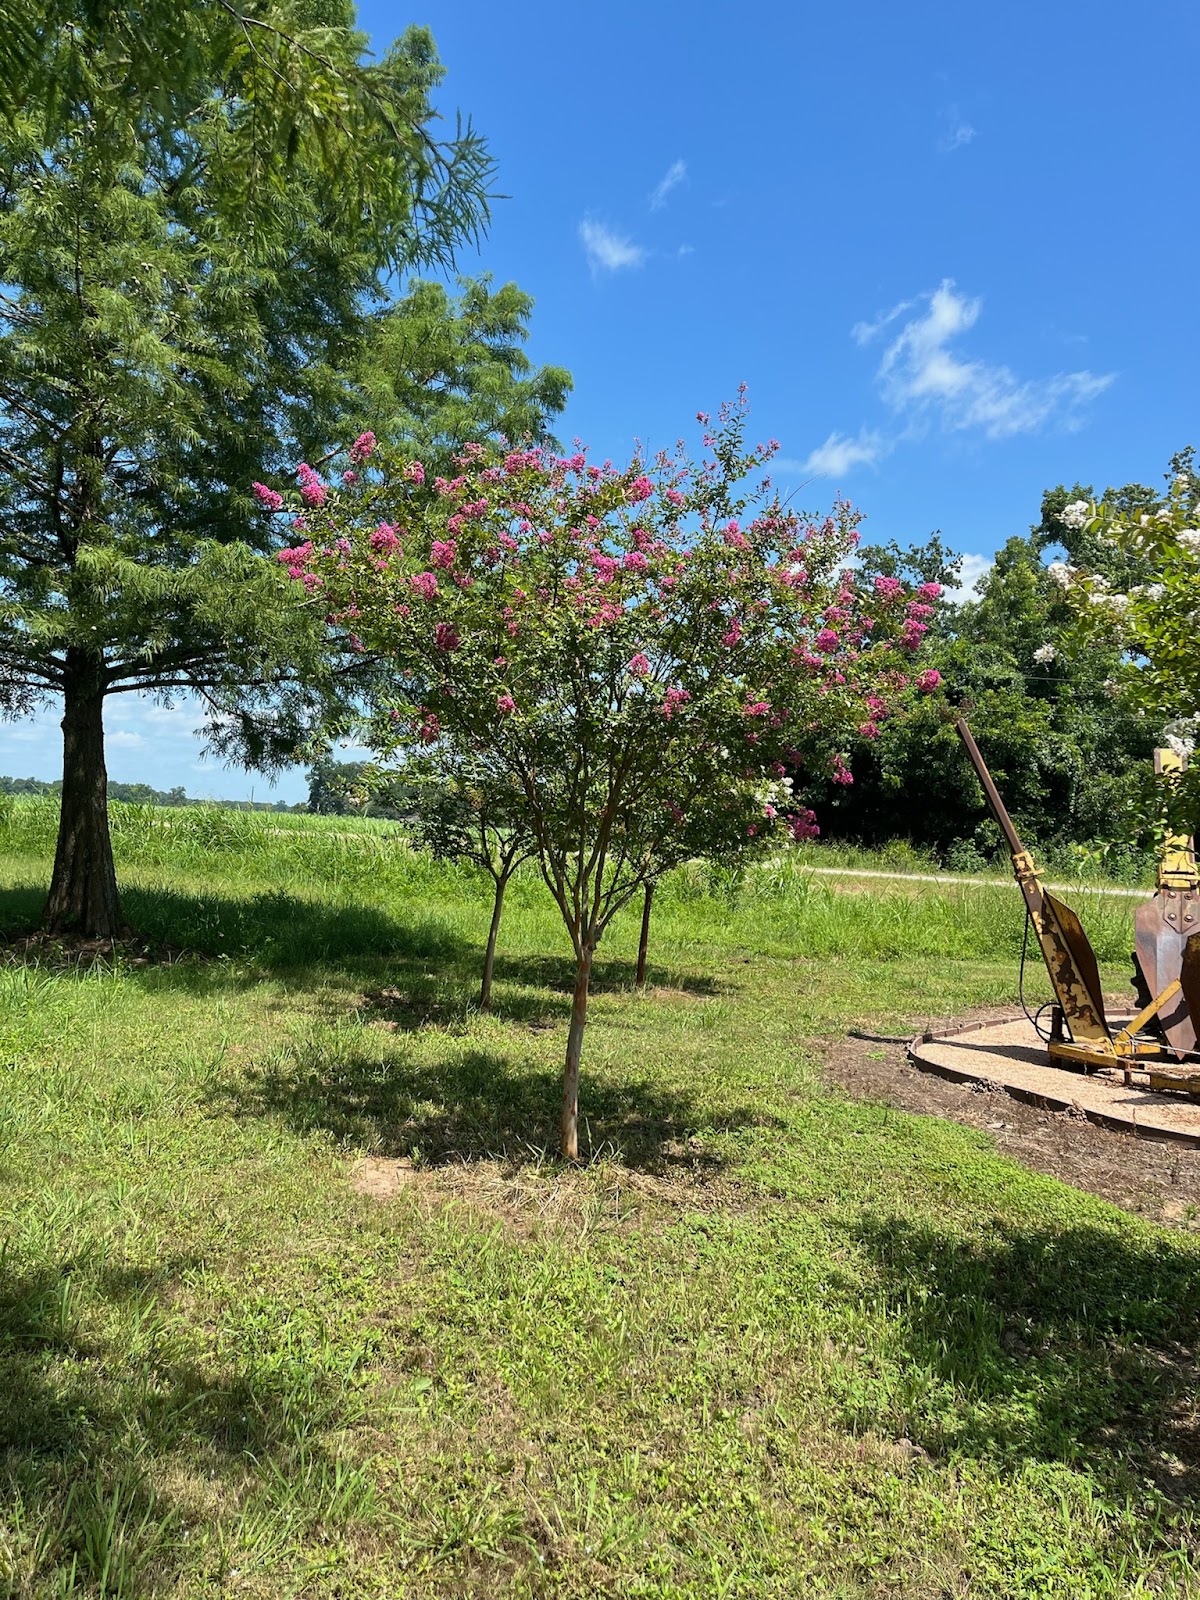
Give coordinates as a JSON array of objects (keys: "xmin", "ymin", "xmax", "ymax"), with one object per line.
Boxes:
[
  {"xmin": 561, "ymin": 941, "xmax": 594, "ymax": 1162},
  {"xmin": 479, "ymin": 873, "xmax": 507, "ymax": 1012},
  {"xmin": 44, "ymin": 650, "xmax": 122, "ymax": 939}
]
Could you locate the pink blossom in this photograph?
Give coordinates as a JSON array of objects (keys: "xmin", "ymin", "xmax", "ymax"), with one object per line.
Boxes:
[
  {"xmin": 342, "ymin": 471, "xmax": 358, "ymax": 486},
  {"xmin": 874, "ymin": 575, "xmax": 903, "ymax": 600},
  {"xmin": 296, "ymin": 463, "xmax": 327, "ymax": 508},
  {"xmin": 917, "ymin": 582, "xmax": 942, "ymax": 600},
  {"xmin": 665, "ymin": 488, "xmax": 685, "ymax": 507},
  {"xmin": 496, "ymin": 693, "xmax": 516, "ymax": 715},
  {"xmin": 369, "ymin": 523, "xmax": 401, "ymax": 554},
  {"xmin": 815, "ymin": 629, "xmax": 839, "ymax": 653},
  {"xmin": 899, "ymin": 620, "xmax": 928, "ymax": 651},
  {"xmin": 431, "ymin": 540, "xmax": 458, "ymax": 570},
  {"xmin": 623, "ymin": 550, "xmax": 649, "ymax": 572},
  {"xmin": 722, "ymin": 619, "xmax": 742, "ymax": 647},
  {"xmin": 627, "ymin": 653, "xmax": 650, "ymax": 677},
  {"xmin": 906, "ymin": 602, "xmax": 935, "ymax": 621},
  {"xmin": 410, "ymin": 572, "xmax": 439, "ymax": 600},
  {"xmin": 434, "ymin": 622, "xmax": 460, "ymax": 652},
  {"xmin": 916, "ymin": 668, "xmax": 942, "ymax": 693},
  {"xmin": 349, "ymin": 431, "xmax": 377, "ymax": 464},
  {"xmin": 858, "ymin": 721, "xmax": 880, "ymax": 740},
  {"xmin": 744, "ymin": 700, "xmax": 770, "ymax": 717},
  {"xmin": 788, "ymin": 809, "xmax": 820, "ymax": 841},
  {"xmin": 831, "ymin": 756, "xmax": 854, "ymax": 786},
  {"xmin": 661, "ymin": 686, "xmax": 691, "ymax": 719},
  {"xmin": 252, "ymin": 482, "xmax": 284, "ymax": 511},
  {"xmin": 417, "ymin": 713, "xmax": 440, "ymax": 746},
  {"xmin": 627, "ymin": 474, "xmax": 654, "ymax": 504},
  {"xmin": 407, "ymin": 462, "xmax": 426, "ymax": 485},
  {"xmin": 866, "ymin": 694, "xmax": 889, "ymax": 719}
]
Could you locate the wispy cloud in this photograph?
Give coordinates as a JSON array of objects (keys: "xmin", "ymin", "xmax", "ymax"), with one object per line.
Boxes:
[
  {"xmin": 579, "ymin": 218, "xmax": 645, "ymax": 276},
  {"xmin": 649, "ymin": 159, "xmax": 687, "ymax": 211},
  {"xmin": 795, "ymin": 429, "xmax": 889, "ymax": 478},
  {"xmin": 945, "ymin": 552, "xmax": 992, "ymax": 603},
  {"xmin": 938, "ymin": 105, "xmax": 976, "ymax": 152},
  {"xmin": 852, "ymin": 298, "xmax": 917, "ymax": 347},
  {"xmin": 866, "ymin": 279, "xmax": 1113, "ymax": 439}
]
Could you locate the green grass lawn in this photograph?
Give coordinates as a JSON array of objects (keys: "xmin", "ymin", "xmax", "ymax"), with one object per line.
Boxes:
[{"xmin": 0, "ymin": 804, "xmax": 1195, "ymax": 1598}]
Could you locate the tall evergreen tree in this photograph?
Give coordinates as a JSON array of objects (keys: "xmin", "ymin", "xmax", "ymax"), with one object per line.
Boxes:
[{"xmin": 0, "ymin": 1, "xmax": 567, "ymax": 936}]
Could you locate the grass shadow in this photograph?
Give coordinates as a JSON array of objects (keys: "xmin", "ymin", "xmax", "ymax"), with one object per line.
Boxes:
[
  {"xmin": 0, "ymin": 1250, "xmax": 377, "ymax": 1593},
  {"xmin": 219, "ymin": 1042, "xmax": 781, "ymax": 1174},
  {"xmin": 849, "ymin": 1212, "xmax": 1200, "ymax": 1508}
]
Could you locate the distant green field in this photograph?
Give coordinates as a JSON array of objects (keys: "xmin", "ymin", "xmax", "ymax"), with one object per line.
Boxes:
[{"xmin": 0, "ymin": 802, "xmax": 1194, "ymax": 1598}]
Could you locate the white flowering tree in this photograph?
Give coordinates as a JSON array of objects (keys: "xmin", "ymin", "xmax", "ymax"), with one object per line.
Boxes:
[{"xmin": 1053, "ymin": 453, "xmax": 1200, "ymax": 825}]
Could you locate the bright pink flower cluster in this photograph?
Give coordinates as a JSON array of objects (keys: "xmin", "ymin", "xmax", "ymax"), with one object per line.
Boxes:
[
  {"xmin": 788, "ymin": 808, "xmax": 820, "ymax": 841},
  {"xmin": 411, "ymin": 572, "xmax": 439, "ymax": 600},
  {"xmin": 369, "ymin": 523, "xmax": 401, "ymax": 554},
  {"xmin": 873, "ymin": 575, "xmax": 903, "ymax": 600},
  {"xmin": 627, "ymin": 475, "xmax": 654, "ymax": 504},
  {"xmin": 296, "ymin": 463, "xmax": 327, "ymax": 508},
  {"xmin": 496, "ymin": 693, "xmax": 516, "ymax": 715},
  {"xmin": 627, "ymin": 652, "xmax": 650, "ymax": 677},
  {"xmin": 916, "ymin": 668, "xmax": 942, "ymax": 693},
  {"xmin": 349, "ymin": 432, "xmax": 377, "ymax": 465},
  {"xmin": 252, "ymin": 482, "xmax": 284, "ymax": 511},
  {"xmin": 431, "ymin": 540, "xmax": 458, "ymax": 570},
  {"xmin": 661, "ymin": 686, "xmax": 691, "ymax": 719},
  {"xmin": 434, "ymin": 622, "xmax": 460, "ymax": 652}
]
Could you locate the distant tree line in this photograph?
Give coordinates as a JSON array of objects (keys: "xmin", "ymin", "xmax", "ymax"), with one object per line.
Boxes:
[{"xmin": 0, "ymin": 776, "xmax": 300, "ymax": 812}]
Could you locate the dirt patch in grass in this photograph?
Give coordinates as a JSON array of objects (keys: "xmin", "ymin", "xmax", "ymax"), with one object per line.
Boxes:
[
  {"xmin": 350, "ymin": 1149, "xmax": 747, "ymax": 1237},
  {"xmin": 0, "ymin": 926, "xmax": 194, "ymax": 969},
  {"xmin": 823, "ymin": 1026, "xmax": 1200, "ymax": 1231}
]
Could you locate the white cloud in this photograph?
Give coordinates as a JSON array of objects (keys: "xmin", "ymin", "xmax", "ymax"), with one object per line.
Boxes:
[
  {"xmin": 864, "ymin": 279, "xmax": 1113, "ymax": 439},
  {"xmin": 939, "ymin": 106, "xmax": 976, "ymax": 151},
  {"xmin": 851, "ymin": 298, "xmax": 916, "ymax": 346},
  {"xmin": 579, "ymin": 218, "xmax": 645, "ymax": 275},
  {"xmin": 945, "ymin": 552, "xmax": 993, "ymax": 603},
  {"xmin": 796, "ymin": 429, "xmax": 889, "ymax": 478},
  {"xmin": 108, "ymin": 730, "xmax": 146, "ymax": 749},
  {"xmin": 649, "ymin": 159, "xmax": 687, "ymax": 210}
]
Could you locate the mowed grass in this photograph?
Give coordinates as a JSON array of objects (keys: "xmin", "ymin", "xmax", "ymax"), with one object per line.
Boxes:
[{"xmin": 0, "ymin": 801, "xmax": 1196, "ymax": 1598}]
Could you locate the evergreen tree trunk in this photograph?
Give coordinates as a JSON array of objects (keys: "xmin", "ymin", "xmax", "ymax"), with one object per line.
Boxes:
[
  {"xmin": 44, "ymin": 652, "xmax": 121, "ymax": 938},
  {"xmin": 561, "ymin": 942, "xmax": 594, "ymax": 1162},
  {"xmin": 635, "ymin": 882, "xmax": 654, "ymax": 991},
  {"xmin": 479, "ymin": 873, "xmax": 507, "ymax": 1012}
]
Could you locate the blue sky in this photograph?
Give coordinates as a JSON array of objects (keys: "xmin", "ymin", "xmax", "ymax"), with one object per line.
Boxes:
[{"xmin": 3, "ymin": 0, "xmax": 1196, "ymax": 801}]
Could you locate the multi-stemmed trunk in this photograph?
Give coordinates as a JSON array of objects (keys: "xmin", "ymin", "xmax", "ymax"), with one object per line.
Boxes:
[
  {"xmin": 561, "ymin": 942, "xmax": 595, "ymax": 1162},
  {"xmin": 479, "ymin": 874, "xmax": 507, "ymax": 1012},
  {"xmin": 635, "ymin": 882, "xmax": 654, "ymax": 991},
  {"xmin": 44, "ymin": 651, "xmax": 121, "ymax": 938}
]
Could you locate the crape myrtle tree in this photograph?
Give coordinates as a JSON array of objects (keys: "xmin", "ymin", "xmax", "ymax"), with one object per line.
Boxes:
[
  {"xmin": 0, "ymin": 0, "xmax": 568, "ymax": 937},
  {"xmin": 265, "ymin": 396, "xmax": 933, "ymax": 1159}
]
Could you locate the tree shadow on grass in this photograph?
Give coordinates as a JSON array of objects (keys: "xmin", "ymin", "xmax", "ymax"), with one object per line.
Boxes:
[
  {"xmin": 0, "ymin": 882, "xmax": 724, "ymax": 1032},
  {"xmin": 0, "ymin": 1251, "xmax": 379, "ymax": 1594},
  {"xmin": 218, "ymin": 1041, "xmax": 780, "ymax": 1175},
  {"xmin": 848, "ymin": 1212, "xmax": 1200, "ymax": 1510}
]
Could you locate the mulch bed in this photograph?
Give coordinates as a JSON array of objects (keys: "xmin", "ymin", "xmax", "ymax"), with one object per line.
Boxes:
[{"xmin": 822, "ymin": 1026, "xmax": 1200, "ymax": 1232}]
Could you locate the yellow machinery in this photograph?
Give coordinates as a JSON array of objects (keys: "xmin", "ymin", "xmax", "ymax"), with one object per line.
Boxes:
[{"xmin": 956, "ymin": 718, "xmax": 1200, "ymax": 1087}]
